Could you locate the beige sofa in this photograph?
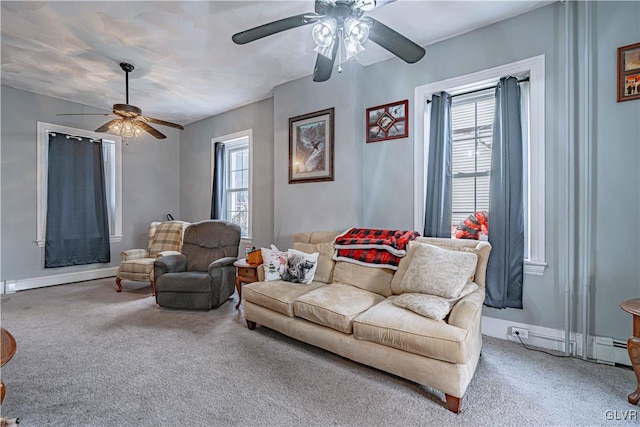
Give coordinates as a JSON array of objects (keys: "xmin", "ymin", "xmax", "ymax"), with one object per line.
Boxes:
[{"xmin": 243, "ymin": 231, "xmax": 492, "ymax": 413}]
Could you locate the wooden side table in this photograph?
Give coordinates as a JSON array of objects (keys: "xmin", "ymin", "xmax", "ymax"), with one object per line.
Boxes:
[
  {"xmin": 1, "ymin": 328, "xmax": 17, "ymax": 404},
  {"xmin": 620, "ymin": 298, "xmax": 640, "ymax": 405},
  {"xmin": 234, "ymin": 258, "xmax": 259, "ymax": 309}
]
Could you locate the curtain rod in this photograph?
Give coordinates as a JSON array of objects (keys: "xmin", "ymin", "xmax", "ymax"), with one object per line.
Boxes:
[
  {"xmin": 426, "ymin": 77, "xmax": 530, "ymax": 104},
  {"xmin": 47, "ymin": 130, "xmax": 102, "ymax": 143}
]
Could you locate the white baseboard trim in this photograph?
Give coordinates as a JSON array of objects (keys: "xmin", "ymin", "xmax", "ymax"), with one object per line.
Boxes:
[
  {"xmin": 481, "ymin": 315, "xmax": 631, "ymax": 367},
  {"xmin": 2, "ymin": 267, "xmax": 117, "ymax": 294}
]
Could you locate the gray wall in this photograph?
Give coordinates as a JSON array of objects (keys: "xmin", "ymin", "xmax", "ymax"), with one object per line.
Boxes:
[
  {"xmin": 0, "ymin": 86, "xmax": 181, "ymax": 281},
  {"xmin": 179, "ymin": 97, "xmax": 275, "ymax": 249}
]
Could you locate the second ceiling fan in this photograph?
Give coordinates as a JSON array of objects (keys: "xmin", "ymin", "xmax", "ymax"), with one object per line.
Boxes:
[
  {"xmin": 58, "ymin": 63, "xmax": 184, "ymax": 140},
  {"xmin": 232, "ymin": 0, "xmax": 426, "ymax": 82}
]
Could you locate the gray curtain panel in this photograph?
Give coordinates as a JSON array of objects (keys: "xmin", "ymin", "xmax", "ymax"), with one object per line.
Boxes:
[
  {"xmin": 44, "ymin": 133, "xmax": 110, "ymax": 268},
  {"xmin": 210, "ymin": 142, "xmax": 225, "ymax": 220},
  {"xmin": 424, "ymin": 91, "xmax": 453, "ymax": 238},
  {"xmin": 485, "ymin": 77, "xmax": 525, "ymax": 309}
]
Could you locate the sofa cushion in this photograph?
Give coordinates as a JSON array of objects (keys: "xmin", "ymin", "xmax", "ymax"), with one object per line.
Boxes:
[
  {"xmin": 293, "ymin": 242, "xmax": 335, "ymax": 283},
  {"xmin": 332, "ymin": 261, "xmax": 394, "ymax": 297},
  {"xmin": 392, "ymin": 282, "xmax": 478, "ymax": 321},
  {"xmin": 391, "ymin": 243, "xmax": 478, "ymax": 299},
  {"xmin": 353, "ymin": 297, "xmax": 471, "ymax": 364},
  {"xmin": 293, "ymin": 284, "xmax": 384, "ymax": 334},
  {"xmin": 118, "ymin": 258, "xmax": 155, "ymax": 281},
  {"xmin": 243, "ymin": 280, "xmax": 327, "ymax": 317}
]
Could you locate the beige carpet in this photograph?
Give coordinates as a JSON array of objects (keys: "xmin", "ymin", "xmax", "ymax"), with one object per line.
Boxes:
[{"xmin": 0, "ymin": 278, "xmax": 637, "ymax": 426}]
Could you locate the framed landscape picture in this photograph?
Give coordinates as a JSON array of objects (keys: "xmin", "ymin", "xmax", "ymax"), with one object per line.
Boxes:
[
  {"xmin": 288, "ymin": 107, "xmax": 334, "ymax": 184},
  {"xmin": 617, "ymin": 42, "xmax": 640, "ymax": 102},
  {"xmin": 366, "ymin": 99, "xmax": 408, "ymax": 143}
]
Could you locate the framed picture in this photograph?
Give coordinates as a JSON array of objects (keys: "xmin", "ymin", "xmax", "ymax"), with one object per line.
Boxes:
[
  {"xmin": 617, "ymin": 42, "xmax": 640, "ymax": 102},
  {"xmin": 366, "ymin": 99, "xmax": 409, "ymax": 143},
  {"xmin": 288, "ymin": 107, "xmax": 334, "ymax": 184}
]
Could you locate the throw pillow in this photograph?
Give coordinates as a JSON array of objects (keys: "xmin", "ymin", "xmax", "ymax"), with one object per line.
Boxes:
[
  {"xmin": 293, "ymin": 242, "xmax": 335, "ymax": 283},
  {"xmin": 393, "ymin": 282, "xmax": 479, "ymax": 320},
  {"xmin": 264, "ymin": 250, "xmax": 288, "ymax": 281},
  {"xmin": 394, "ymin": 243, "xmax": 478, "ymax": 299},
  {"xmin": 282, "ymin": 248, "xmax": 319, "ymax": 284}
]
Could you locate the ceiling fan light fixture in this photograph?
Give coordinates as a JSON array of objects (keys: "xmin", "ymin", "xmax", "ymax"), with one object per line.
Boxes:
[
  {"xmin": 312, "ymin": 17, "xmax": 337, "ymax": 47},
  {"xmin": 344, "ymin": 17, "xmax": 369, "ymax": 45},
  {"xmin": 343, "ymin": 35, "xmax": 364, "ymax": 60},
  {"xmin": 314, "ymin": 40, "xmax": 336, "ymax": 59},
  {"xmin": 355, "ymin": 0, "xmax": 377, "ymax": 12},
  {"xmin": 111, "ymin": 119, "xmax": 143, "ymax": 139}
]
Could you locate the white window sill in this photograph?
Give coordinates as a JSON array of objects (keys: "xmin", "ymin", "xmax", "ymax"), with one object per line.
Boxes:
[{"xmin": 525, "ymin": 260, "xmax": 547, "ymax": 276}]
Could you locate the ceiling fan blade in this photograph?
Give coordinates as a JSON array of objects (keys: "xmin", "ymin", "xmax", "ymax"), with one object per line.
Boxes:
[
  {"xmin": 136, "ymin": 121, "xmax": 166, "ymax": 139},
  {"xmin": 56, "ymin": 113, "xmax": 113, "ymax": 116},
  {"xmin": 232, "ymin": 13, "xmax": 319, "ymax": 45},
  {"xmin": 312, "ymin": 42, "xmax": 339, "ymax": 82},
  {"xmin": 95, "ymin": 119, "xmax": 121, "ymax": 133},
  {"xmin": 364, "ymin": 17, "xmax": 425, "ymax": 63},
  {"xmin": 142, "ymin": 116, "xmax": 184, "ymax": 130}
]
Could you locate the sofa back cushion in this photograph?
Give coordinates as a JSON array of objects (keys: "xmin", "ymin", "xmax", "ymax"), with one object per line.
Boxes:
[
  {"xmin": 293, "ymin": 231, "xmax": 341, "ymax": 245},
  {"xmin": 293, "ymin": 242, "xmax": 335, "ymax": 284},
  {"xmin": 332, "ymin": 261, "xmax": 394, "ymax": 297}
]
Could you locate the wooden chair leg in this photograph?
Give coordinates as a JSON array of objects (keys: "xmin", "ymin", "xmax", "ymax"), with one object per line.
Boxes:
[
  {"xmin": 445, "ymin": 394, "xmax": 461, "ymax": 413},
  {"xmin": 115, "ymin": 277, "xmax": 122, "ymax": 292},
  {"xmin": 150, "ymin": 280, "xmax": 155, "ymax": 296}
]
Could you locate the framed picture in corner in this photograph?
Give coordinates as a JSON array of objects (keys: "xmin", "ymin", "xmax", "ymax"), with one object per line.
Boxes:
[
  {"xmin": 617, "ymin": 42, "xmax": 640, "ymax": 102},
  {"xmin": 288, "ymin": 107, "xmax": 334, "ymax": 184}
]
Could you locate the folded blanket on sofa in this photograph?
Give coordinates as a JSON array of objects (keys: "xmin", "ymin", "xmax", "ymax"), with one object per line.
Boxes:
[{"xmin": 333, "ymin": 228, "xmax": 420, "ymax": 269}]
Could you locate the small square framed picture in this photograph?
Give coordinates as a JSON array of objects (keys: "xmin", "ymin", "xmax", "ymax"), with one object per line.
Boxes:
[
  {"xmin": 617, "ymin": 42, "xmax": 640, "ymax": 102},
  {"xmin": 366, "ymin": 100, "xmax": 408, "ymax": 143}
]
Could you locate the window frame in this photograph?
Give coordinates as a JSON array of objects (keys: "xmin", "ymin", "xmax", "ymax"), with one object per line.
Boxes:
[
  {"xmin": 413, "ymin": 55, "xmax": 546, "ymax": 275},
  {"xmin": 211, "ymin": 129, "xmax": 253, "ymax": 240},
  {"xmin": 36, "ymin": 122, "xmax": 123, "ymax": 247}
]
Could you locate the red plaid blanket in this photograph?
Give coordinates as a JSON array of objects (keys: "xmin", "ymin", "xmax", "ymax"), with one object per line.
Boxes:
[{"xmin": 333, "ymin": 228, "xmax": 420, "ymax": 269}]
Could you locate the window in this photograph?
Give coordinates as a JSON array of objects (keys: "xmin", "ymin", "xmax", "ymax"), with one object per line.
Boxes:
[
  {"xmin": 450, "ymin": 89, "xmax": 494, "ymax": 233},
  {"xmin": 414, "ymin": 55, "xmax": 546, "ymax": 275},
  {"xmin": 212, "ymin": 130, "xmax": 253, "ymax": 239},
  {"xmin": 36, "ymin": 122, "xmax": 122, "ymax": 247}
]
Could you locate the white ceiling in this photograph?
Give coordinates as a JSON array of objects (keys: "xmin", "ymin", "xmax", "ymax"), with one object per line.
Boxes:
[{"xmin": 1, "ymin": 0, "xmax": 553, "ymax": 126}]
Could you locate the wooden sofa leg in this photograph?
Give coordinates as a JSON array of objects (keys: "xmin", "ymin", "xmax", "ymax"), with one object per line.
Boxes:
[
  {"xmin": 445, "ymin": 394, "xmax": 461, "ymax": 413},
  {"xmin": 150, "ymin": 280, "xmax": 155, "ymax": 296},
  {"xmin": 246, "ymin": 320, "xmax": 257, "ymax": 330},
  {"xmin": 116, "ymin": 277, "xmax": 122, "ymax": 292}
]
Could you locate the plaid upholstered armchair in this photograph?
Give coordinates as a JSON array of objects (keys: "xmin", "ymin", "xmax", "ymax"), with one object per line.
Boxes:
[{"xmin": 116, "ymin": 221, "xmax": 190, "ymax": 295}]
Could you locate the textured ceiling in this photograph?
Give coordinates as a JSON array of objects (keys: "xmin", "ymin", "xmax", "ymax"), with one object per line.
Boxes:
[{"xmin": 1, "ymin": 1, "xmax": 553, "ymax": 126}]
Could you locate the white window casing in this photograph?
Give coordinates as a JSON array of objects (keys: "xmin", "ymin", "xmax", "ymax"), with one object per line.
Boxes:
[{"xmin": 413, "ymin": 55, "xmax": 546, "ymax": 275}]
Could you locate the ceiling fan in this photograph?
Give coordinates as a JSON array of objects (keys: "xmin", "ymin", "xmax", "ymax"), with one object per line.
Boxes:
[
  {"xmin": 58, "ymin": 62, "xmax": 184, "ymax": 140},
  {"xmin": 232, "ymin": 0, "xmax": 425, "ymax": 82}
]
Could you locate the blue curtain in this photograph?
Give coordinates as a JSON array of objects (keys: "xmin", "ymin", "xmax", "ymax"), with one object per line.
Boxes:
[
  {"xmin": 45, "ymin": 133, "xmax": 110, "ymax": 267},
  {"xmin": 210, "ymin": 142, "xmax": 225, "ymax": 219},
  {"xmin": 424, "ymin": 91, "xmax": 453, "ymax": 238},
  {"xmin": 485, "ymin": 77, "xmax": 525, "ymax": 309}
]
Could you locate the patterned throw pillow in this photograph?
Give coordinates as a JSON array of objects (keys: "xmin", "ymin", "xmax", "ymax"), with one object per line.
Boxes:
[
  {"xmin": 264, "ymin": 251, "xmax": 288, "ymax": 281},
  {"xmin": 395, "ymin": 243, "xmax": 478, "ymax": 299},
  {"xmin": 393, "ymin": 282, "xmax": 479, "ymax": 320},
  {"xmin": 282, "ymin": 249, "xmax": 319, "ymax": 284}
]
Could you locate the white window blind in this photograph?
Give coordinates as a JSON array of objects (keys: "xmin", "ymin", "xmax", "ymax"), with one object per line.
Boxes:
[{"xmin": 450, "ymin": 88, "xmax": 495, "ymax": 232}]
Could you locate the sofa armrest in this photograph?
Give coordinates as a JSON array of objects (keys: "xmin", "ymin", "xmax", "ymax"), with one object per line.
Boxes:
[
  {"xmin": 208, "ymin": 257, "xmax": 237, "ymax": 275},
  {"xmin": 156, "ymin": 250, "xmax": 181, "ymax": 258},
  {"xmin": 447, "ymin": 288, "xmax": 485, "ymax": 331},
  {"xmin": 154, "ymin": 254, "xmax": 187, "ymax": 280},
  {"xmin": 257, "ymin": 264, "xmax": 266, "ymax": 282},
  {"xmin": 120, "ymin": 249, "xmax": 148, "ymax": 261}
]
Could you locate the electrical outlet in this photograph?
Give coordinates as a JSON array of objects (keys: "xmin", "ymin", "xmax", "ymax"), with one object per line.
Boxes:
[{"xmin": 510, "ymin": 327, "xmax": 529, "ymax": 339}]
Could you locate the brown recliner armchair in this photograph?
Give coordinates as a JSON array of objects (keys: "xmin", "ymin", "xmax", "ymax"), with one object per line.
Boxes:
[{"xmin": 154, "ymin": 220, "xmax": 241, "ymax": 310}]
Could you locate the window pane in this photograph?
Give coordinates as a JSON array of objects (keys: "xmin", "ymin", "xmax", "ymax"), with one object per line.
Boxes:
[
  {"xmin": 450, "ymin": 89, "xmax": 494, "ymax": 233},
  {"xmin": 226, "ymin": 190, "xmax": 248, "ymax": 236}
]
